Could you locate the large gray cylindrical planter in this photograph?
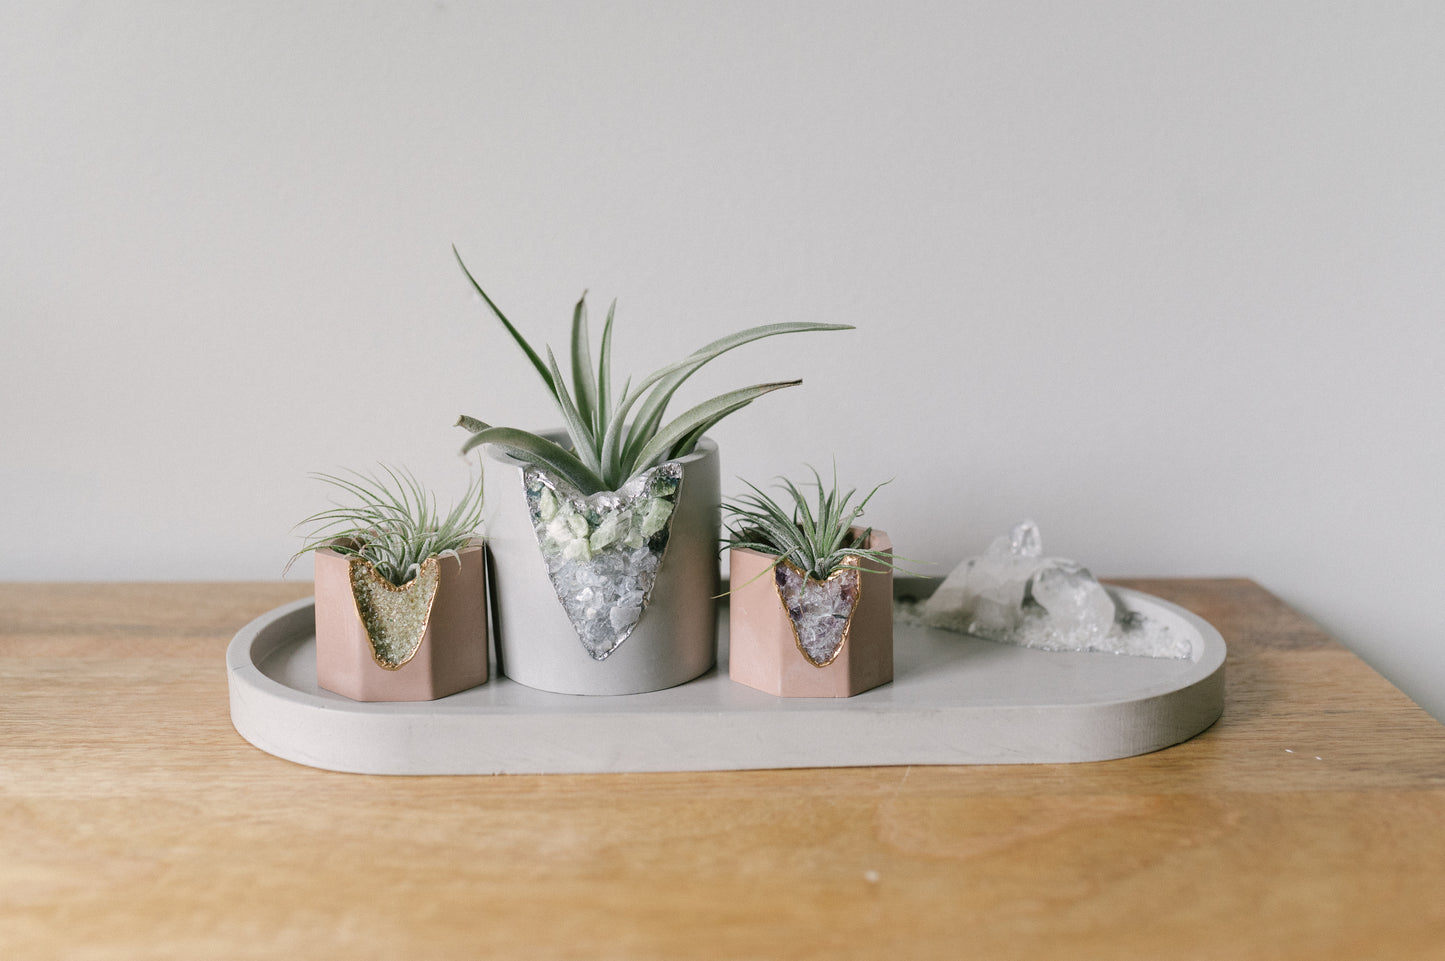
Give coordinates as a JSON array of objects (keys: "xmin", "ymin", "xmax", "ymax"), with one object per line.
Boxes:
[{"xmin": 481, "ymin": 432, "xmax": 720, "ymax": 695}]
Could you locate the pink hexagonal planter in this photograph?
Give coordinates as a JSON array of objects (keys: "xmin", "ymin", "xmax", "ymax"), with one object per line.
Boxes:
[
  {"xmin": 727, "ymin": 529, "xmax": 893, "ymax": 698},
  {"xmin": 313, "ymin": 541, "xmax": 488, "ymax": 701}
]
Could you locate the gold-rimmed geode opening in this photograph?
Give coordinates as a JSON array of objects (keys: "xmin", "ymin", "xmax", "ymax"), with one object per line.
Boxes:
[
  {"xmin": 347, "ymin": 555, "xmax": 441, "ymax": 670},
  {"xmin": 772, "ymin": 556, "xmax": 863, "ymax": 668}
]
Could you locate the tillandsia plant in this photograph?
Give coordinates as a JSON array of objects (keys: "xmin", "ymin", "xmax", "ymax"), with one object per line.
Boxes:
[
  {"xmin": 723, "ymin": 465, "xmax": 898, "ymax": 583},
  {"xmin": 452, "ymin": 248, "xmax": 852, "ymax": 495},
  {"xmin": 287, "ymin": 466, "xmax": 484, "ymax": 587}
]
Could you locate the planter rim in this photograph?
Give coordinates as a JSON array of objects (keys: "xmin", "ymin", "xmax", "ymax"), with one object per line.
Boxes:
[
  {"xmin": 314, "ymin": 537, "xmax": 485, "ymax": 560},
  {"xmin": 481, "ymin": 430, "xmax": 717, "ymax": 481},
  {"xmin": 727, "ymin": 527, "xmax": 892, "ymax": 566}
]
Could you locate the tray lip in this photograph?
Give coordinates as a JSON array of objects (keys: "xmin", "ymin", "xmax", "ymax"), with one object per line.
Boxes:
[{"xmin": 227, "ymin": 587, "xmax": 1225, "ymax": 773}]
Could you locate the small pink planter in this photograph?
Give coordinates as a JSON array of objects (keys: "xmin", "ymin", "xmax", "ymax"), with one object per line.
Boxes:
[
  {"xmin": 727, "ymin": 530, "xmax": 893, "ymax": 698},
  {"xmin": 313, "ymin": 541, "xmax": 488, "ymax": 701}
]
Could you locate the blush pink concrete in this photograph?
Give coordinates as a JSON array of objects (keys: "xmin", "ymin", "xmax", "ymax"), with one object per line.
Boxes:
[
  {"xmin": 727, "ymin": 530, "xmax": 893, "ymax": 698},
  {"xmin": 313, "ymin": 542, "xmax": 488, "ymax": 701}
]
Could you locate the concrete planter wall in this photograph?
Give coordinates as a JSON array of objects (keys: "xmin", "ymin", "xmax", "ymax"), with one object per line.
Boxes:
[
  {"xmin": 727, "ymin": 529, "xmax": 893, "ymax": 698},
  {"xmin": 313, "ymin": 540, "xmax": 488, "ymax": 701},
  {"xmin": 481, "ymin": 433, "xmax": 720, "ymax": 695}
]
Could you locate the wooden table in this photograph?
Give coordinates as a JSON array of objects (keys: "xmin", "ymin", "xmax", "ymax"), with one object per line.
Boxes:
[{"xmin": 3, "ymin": 579, "xmax": 1444, "ymax": 959}]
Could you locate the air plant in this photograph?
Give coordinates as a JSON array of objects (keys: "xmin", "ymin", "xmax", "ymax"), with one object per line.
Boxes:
[
  {"xmin": 453, "ymin": 248, "xmax": 851, "ymax": 495},
  {"xmin": 723, "ymin": 466, "xmax": 899, "ymax": 583},
  {"xmin": 287, "ymin": 466, "xmax": 484, "ymax": 587}
]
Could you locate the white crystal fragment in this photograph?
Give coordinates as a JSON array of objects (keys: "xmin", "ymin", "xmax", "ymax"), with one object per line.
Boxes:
[
  {"xmin": 589, "ymin": 512, "xmax": 623, "ymax": 551},
  {"xmin": 920, "ymin": 521, "xmax": 1042, "ymax": 637},
  {"xmin": 921, "ymin": 520, "xmax": 1190, "ymax": 659},
  {"xmin": 639, "ymin": 496, "xmax": 674, "ymax": 537},
  {"xmin": 1030, "ymin": 560, "xmax": 1115, "ymax": 642}
]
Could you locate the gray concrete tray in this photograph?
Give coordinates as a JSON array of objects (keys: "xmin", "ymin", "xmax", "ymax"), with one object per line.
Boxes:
[{"xmin": 227, "ymin": 588, "xmax": 1224, "ymax": 774}]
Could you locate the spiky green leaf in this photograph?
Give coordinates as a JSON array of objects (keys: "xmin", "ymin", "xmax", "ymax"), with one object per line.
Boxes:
[
  {"xmin": 544, "ymin": 348, "xmax": 603, "ymax": 475},
  {"xmin": 570, "ymin": 293, "xmax": 598, "ymax": 434},
  {"xmin": 454, "ymin": 247, "xmax": 554, "ymax": 394},
  {"xmin": 630, "ymin": 380, "xmax": 801, "ymax": 475},
  {"xmin": 460, "ymin": 425, "xmax": 607, "ymax": 494},
  {"xmin": 622, "ymin": 322, "xmax": 851, "ymax": 463},
  {"xmin": 597, "ymin": 300, "xmax": 616, "ymax": 439}
]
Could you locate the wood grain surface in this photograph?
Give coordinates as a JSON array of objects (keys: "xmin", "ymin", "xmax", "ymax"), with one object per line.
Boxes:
[{"xmin": 3, "ymin": 579, "xmax": 1444, "ymax": 960}]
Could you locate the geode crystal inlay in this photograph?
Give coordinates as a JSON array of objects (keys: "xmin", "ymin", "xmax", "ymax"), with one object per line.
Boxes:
[
  {"xmin": 348, "ymin": 555, "xmax": 440, "ymax": 669},
  {"xmin": 773, "ymin": 558, "xmax": 862, "ymax": 667},
  {"xmin": 524, "ymin": 462, "xmax": 683, "ymax": 660}
]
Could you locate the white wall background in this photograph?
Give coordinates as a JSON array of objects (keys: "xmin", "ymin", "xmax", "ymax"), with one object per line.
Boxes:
[{"xmin": 4, "ymin": 2, "xmax": 1443, "ymax": 721}]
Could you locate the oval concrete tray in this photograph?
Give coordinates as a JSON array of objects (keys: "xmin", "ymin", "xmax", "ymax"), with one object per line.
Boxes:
[{"xmin": 227, "ymin": 588, "xmax": 1224, "ymax": 775}]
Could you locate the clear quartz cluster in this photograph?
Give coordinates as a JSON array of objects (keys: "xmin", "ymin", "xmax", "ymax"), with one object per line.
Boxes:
[
  {"xmin": 774, "ymin": 561, "xmax": 861, "ymax": 667},
  {"xmin": 524, "ymin": 462, "xmax": 682, "ymax": 660},
  {"xmin": 921, "ymin": 520, "xmax": 1190, "ymax": 659}
]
